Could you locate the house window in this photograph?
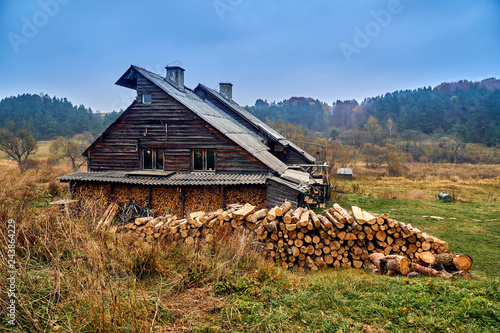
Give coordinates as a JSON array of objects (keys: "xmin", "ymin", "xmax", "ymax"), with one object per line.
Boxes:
[
  {"xmin": 142, "ymin": 149, "xmax": 164, "ymax": 170},
  {"xmin": 193, "ymin": 149, "xmax": 216, "ymax": 171},
  {"xmin": 142, "ymin": 93, "xmax": 152, "ymax": 104}
]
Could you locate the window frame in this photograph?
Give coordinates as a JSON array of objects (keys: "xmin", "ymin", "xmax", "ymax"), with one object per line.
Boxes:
[
  {"xmin": 192, "ymin": 149, "xmax": 216, "ymax": 172},
  {"xmin": 141, "ymin": 148, "xmax": 164, "ymax": 171},
  {"xmin": 142, "ymin": 93, "xmax": 152, "ymax": 104}
]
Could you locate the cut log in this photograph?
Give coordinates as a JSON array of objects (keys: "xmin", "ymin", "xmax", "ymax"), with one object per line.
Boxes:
[
  {"xmin": 381, "ymin": 255, "xmax": 411, "ymax": 275},
  {"xmin": 324, "ymin": 210, "xmax": 344, "ymax": 229},
  {"xmin": 363, "ymin": 211, "xmax": 377, "ymax": 225},
  {"xmin": 245, "ymin": 208, "xmax": 267, "ymax": 223},
  {"xmin": 375, "ymin": 230, "xmax": 387, "ymax": 242},
  {"xmin": 298, "ymin": 210, "xmax": 310, "ymax": 227},
  {"xmin": 333, "ymin": 203, "xmax": 354, "ymax": 223},
  {"xmin": 309, "ymin": 210, "xmax": 321, "ymax": 228},
  {"xmin": 266, "ymin": 206, "xmax": 279, "ymax": 221},
  {"xmin": 292, "ymin": 207, "xmax": 305, "ymax": 224},
  {"xmin": 416, "ymin": 251, "xmax": 435, "ymax": 266},
  {"xmin": 452, "ymin": 254, "xmax": 473, "ymax": 271},
  {"xmin": 233, "ymin": 203, "xmax": 256, "ymax": 220},
  {"xmin": 369, "ymin": 253, "xmax": 386, "ymax": 271},
  {"xmin": 452, "ymin": 270, "xmax": 472, "ymax": 279},
  {"xmin": 351, "ymin": 206, "xmax": 367, "ymax": 225},
  {"xmin": 410, "ymin": 263, "xmax": 453, "ymax": 279},
  {"xmin": 276, "ymin": 201, "xmax": 292, "ymax": 216}
]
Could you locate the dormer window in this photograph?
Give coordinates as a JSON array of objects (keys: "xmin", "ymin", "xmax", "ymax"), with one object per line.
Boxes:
[{"xmin": 142, "ymin": 93, "xmax": 152, "ymax": 104}]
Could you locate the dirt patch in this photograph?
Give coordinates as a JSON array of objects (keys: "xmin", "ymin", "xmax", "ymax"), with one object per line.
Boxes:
[{"xmin": 155, "ymin": 287, "xmax": 226, "ymax": 332}]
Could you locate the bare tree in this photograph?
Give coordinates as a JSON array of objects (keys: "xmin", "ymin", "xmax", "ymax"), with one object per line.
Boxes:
[
  {"xmin": 50, "ymin": 133, "xmax": 93, "ymax": 171},
  {"xmin": 0, "ymin": 121, "xmax": 38, "ymax": 172}
]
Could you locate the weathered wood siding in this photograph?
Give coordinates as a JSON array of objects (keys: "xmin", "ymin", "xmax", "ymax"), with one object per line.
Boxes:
[
  {"xmin": 88, "ymin": 73, "xmax": 268, "ymax": 173},
  {"xmin": 282, "ymin": 148, "xmax": 314, "ymax": 165},
  {"xmin": 266, "ymin": 179, "xmax": 302, "ymax": 210}
]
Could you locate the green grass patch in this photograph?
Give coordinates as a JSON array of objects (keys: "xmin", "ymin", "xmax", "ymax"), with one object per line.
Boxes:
[
  {"xmin": 217, "ymin": 269, "xmax": 500, "ymax": 332},
  {"xmin": 333, "ymin": 193, "xmax": 500, "ymax": 278}
]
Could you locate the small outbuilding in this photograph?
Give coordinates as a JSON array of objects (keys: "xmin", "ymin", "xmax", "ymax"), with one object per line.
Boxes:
[{"xmin": 337, "ymin": 168, "xmax": 353, "ymax": 178}]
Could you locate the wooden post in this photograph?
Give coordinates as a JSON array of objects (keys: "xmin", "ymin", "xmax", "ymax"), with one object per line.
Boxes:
[
  {"xmin": 221, "ymin": 186, "xmax": 225, "ymax": 209},
  {"xmin": 180, "ymin": 187, "xmax": 186, "ymax": 218},
  {"xmin": 298, "ymin": 193, "xmax": 305, "ymax": 208},
  {"xmin": 69, "ymin": 181, "xmax": 75, "ymax": 199},
  {"xmin": 147, "ymin": 186, "xmax": 152, "ymax": 208}
]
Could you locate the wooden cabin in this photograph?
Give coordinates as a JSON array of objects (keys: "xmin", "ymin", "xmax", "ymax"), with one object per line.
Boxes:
[{"xmin": 58, "ymin": 65, "xmax": 323, "ymax": 217}]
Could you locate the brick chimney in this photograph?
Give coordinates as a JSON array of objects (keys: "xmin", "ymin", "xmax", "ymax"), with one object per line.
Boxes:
[
  {"xmin": 166, "ymin": 66, "xmax": 185, "ymax": 91},
  {"xmin": 219, "ymin": 82, "xmax": 233, "ymax": 101}
]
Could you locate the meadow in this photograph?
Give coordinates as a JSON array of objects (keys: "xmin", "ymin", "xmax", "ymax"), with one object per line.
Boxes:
[{"xmin": 0, "ymin": 158, "xmax": 498, "ymax": 332}]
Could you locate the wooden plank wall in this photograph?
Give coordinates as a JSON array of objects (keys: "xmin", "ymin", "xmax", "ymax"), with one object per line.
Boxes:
[
  {"xmin": 266, "ymin": 179, "xmax": 302, "ymax": 210},
  {"xmin": 282, "ymin": 148, "xmax": 315, "ymax": 165},
  {"xmin": 88, "ymin": 73, "xmax": 269, "ymax": 174}
]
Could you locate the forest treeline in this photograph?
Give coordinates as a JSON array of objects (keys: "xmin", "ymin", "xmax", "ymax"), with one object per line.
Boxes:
[
  {"xmin": 1, "ymin": 79, "xmax": 498, "ymax": 170},
  {"xmin": 0, "ymin": 93, "xmax": 120, "ymax": 140},
  {"xmin": 246, "ymin": 78, "xmax": 500, "ymax": 147}
]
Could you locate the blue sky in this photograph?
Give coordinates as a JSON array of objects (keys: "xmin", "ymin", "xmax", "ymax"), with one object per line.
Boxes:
[{"xmin": 1, "ymin": 0, "xmax": 499, "ymax": 112}]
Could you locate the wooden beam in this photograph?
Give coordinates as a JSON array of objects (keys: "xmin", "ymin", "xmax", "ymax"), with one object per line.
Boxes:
[
  {"xmin": 180, "ymin": 187, "xmax": 186, "ymax": 218},
  {"xmin": 220, "ymin": 185, "xmax": 225, "ymax": 209}
]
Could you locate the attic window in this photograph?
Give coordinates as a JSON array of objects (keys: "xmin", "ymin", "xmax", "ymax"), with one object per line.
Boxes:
[
  {"xmin": 142, "ymin": 93, "xmax": 152, "ymax": 104},
  {"xmin": 142, "ymin": 149, "xmax": 164, "ymax": 170},
  {"xmin": 193, "ymin": 149, "xmax": 216, "ymax": 172}
]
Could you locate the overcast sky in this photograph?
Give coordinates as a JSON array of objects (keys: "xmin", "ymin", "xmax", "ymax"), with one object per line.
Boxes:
[{"xmin": 1, "ymin": 0, "xmax": 499, "ymax": 112}]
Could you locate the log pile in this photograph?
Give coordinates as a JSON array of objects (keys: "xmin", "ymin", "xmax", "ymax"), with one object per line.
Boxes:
[
  {"xmin": 73, "ymin": 183, "xmax": 109, "ymax": 203},
  {"xmin": 112, "ymin": 184, "xmax": 148, "ymax": 207},
  {"xmin": 151, "ymin": 186, "xmax": 182, "ymax": 217},
  {"xmin": 185, "ymin": 186, "xmax": 222, "ymax": 214},
  {"xmin": 369, "ymin": 251, "xmax": 473, "ymax": 279},
  {"xmin": 108, "ymin": 200, "xmax": 471, "ymax": 277},
  {"xmin": 224, "ymin": 186, "xmax": 266, "ymax": 211}
]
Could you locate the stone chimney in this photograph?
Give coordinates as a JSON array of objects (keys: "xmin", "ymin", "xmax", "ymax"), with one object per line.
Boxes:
[
  {"xmin": 219, "ymin": 82, "xmax": 233, "ymax": 101},
  {"xmin": 166, "ymin": 66, "xmax": 185, "ymax": 91}
]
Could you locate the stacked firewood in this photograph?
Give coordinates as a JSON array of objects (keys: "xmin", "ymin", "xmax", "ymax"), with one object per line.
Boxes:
[
  {"xmin": 151, "ymin": 186, "xmax": 182, "ymax": 217},
  {"xmin": 109, "ymin": 201, "xmax": 471, "ymax": 276},
  {"xmin": 73, "ymin": 183, "xmax": 109, "ymax": 202},
  {"xmin": 112, "ymin": 184, "xmax": 148, "ymax": 206},
  {"xmin": 224, "ymin": 186, "xmax": 267, "ymax": 211}
]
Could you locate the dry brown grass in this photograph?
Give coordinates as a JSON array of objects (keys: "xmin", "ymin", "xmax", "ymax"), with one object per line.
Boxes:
[
  {"xmin": 0, "ymin": 161, "xmax": 275, "ymax": 331},
  {"xmin": 335, "ymin": 162, "xmax": 499, "ymax": 202}
]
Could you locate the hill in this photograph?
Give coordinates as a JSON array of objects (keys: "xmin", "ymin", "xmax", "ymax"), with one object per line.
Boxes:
[
  {"xmin": 0, "ymin": 93, "xmax": 120, "ymax": 140},
  {"xmin": 246, "ymin": 78, "xmax": 500, "ymax": 146}
]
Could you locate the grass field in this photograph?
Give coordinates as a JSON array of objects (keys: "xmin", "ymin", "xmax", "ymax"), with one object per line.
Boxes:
[{"xmin": 0, "ymin": 161, "xmax": 498, "ymax": 332}]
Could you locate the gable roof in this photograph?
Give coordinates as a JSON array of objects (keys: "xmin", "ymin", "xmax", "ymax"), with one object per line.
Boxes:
[
  {"xmin": 86, "ymin": 65, "xmax": 287, "ymax": 174},
  {"xmin": 195, "ymin": 84, "xmax": 317, "ymax": 164}
]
